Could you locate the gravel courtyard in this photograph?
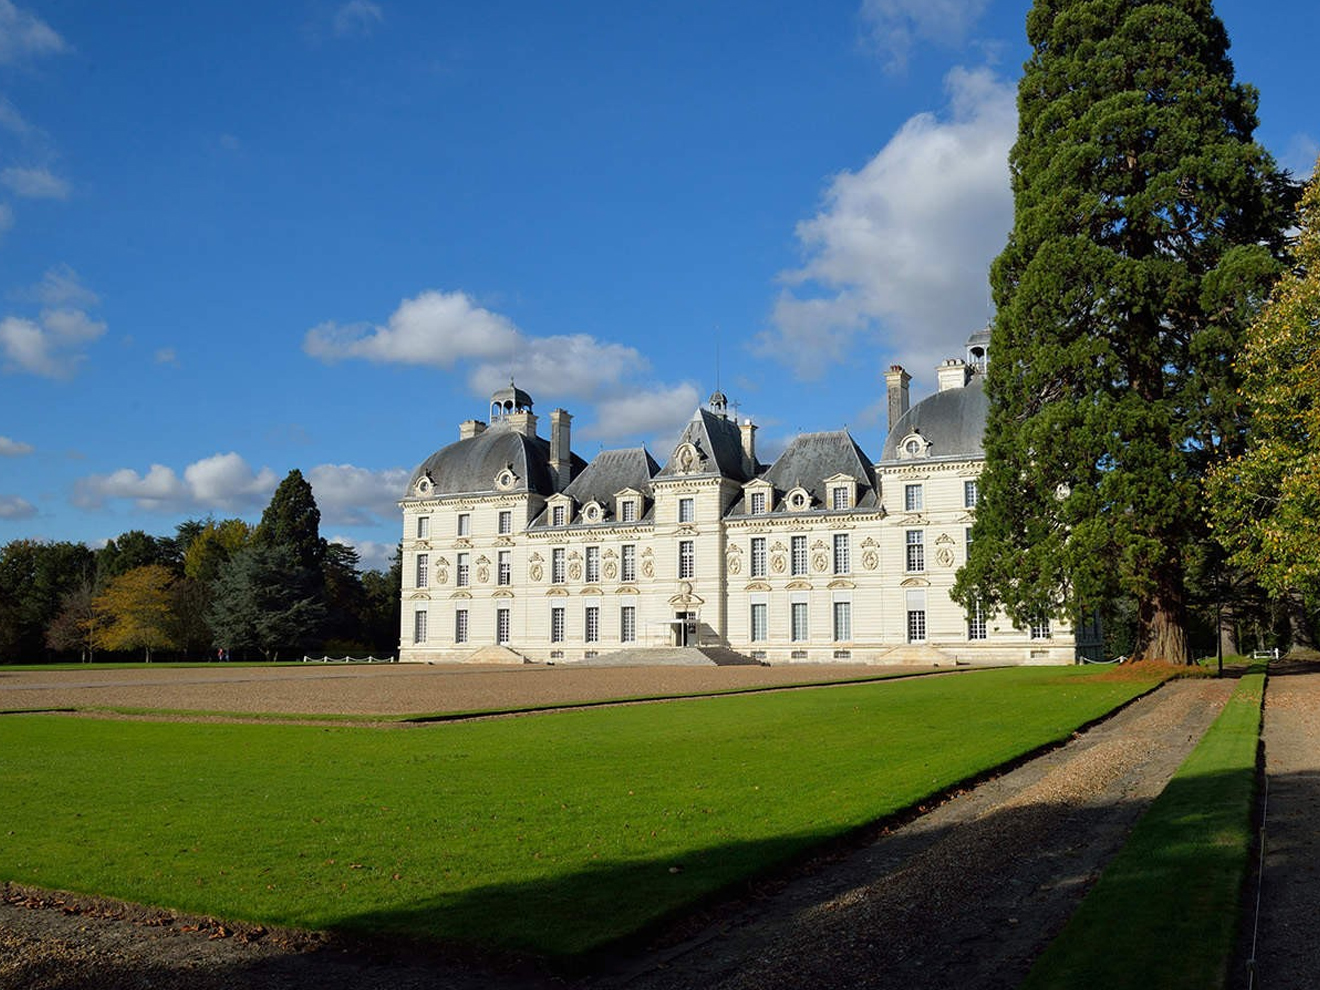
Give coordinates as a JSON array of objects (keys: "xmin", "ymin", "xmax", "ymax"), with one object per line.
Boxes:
[{"xmin": 0, "ymin": 661, "xmax": 923, "ymax": 719}]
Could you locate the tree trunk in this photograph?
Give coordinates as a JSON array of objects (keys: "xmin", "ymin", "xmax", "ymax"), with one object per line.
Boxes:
[
  {"xmin": 1135, "ymin": 577, "xmax": 1192, "ymax": 664},
  {"xmin": 1219, "ymin": 608, "xmax": 1239, "ymax": 658},
  {"xmin": 1287, "ymin": 593, "xmax": 1316, "ymax": 650}
]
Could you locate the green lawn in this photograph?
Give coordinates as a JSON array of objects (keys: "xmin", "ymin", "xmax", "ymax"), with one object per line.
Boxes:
[
  {"xmin": 0, "ymin": 666, "xmax": 1163, "ymax": 959},
  {"xmin": 1020, "ymin": 666, "xmax": 1265, "ymax": 990}
]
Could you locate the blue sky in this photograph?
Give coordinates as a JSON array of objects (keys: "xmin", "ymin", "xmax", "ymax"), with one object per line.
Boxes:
[{"xmin": 1, "ymin": 0, "xmax": 1316, "ymax": 571}]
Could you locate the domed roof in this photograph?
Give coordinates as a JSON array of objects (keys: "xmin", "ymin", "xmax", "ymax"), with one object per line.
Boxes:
[
  {"xmin": 490, "ymin": 381, "xmax": 533, "ymax": 414},
  {"xmin": 406, "ymin": 422, "xmax": 557, "ymax": 498},
  {"xmin": 881, "ymin": 377, "xmax": 988, "ymax": 462}
]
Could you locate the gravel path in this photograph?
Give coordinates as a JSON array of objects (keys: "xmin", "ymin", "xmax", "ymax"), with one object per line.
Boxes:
[
  {"xmin": 2, "ymin": 668, "xmax": 1249, "ymax": 990},
  {"xmin": 1235, "ymin": 658, "xmax": 1320, "ymax": 990}
]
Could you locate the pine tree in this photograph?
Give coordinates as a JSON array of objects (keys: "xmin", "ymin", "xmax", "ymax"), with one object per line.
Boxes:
[
  {"xmin": 1207, "ymin": 159, "xmax": 1320, "ymax": 609},
  {"xmin": 954, "ymin": 0, "xmax": 1292, "ymax": 662}
]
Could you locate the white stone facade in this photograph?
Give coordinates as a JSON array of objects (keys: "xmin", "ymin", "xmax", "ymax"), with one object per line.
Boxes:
[{"xmin": 398, "ymin": 341, "xmax": 1089, "ymax": 666}]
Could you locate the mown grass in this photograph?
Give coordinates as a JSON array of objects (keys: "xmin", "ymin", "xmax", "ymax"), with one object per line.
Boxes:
[
  {"xmin": 1020, "ymin": 664, "xmax": 1266, "ymax": 990},
  {"xmin": 0, "ymin": 665, "xmax": 1164, "ymax": 959}
]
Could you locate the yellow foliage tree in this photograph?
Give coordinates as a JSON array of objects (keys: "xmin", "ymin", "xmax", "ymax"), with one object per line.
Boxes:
[{"xmin": 92, "ymin": 564, "xmax": 178, "ymax": 662}]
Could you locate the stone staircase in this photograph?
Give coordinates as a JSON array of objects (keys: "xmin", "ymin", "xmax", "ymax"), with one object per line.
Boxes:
[{"xmin": 569, "ymin": 646, "xmax": 764, "ymax": 667}]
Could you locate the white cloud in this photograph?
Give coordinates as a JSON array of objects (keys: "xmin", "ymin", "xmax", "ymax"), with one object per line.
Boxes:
[
  {"xmin": 307, "ymin": 463, "xmax": 410, "ymax": 526},
  {"xmin": 333, "ymin": 0, "xmax": 384, "ymax": 38},
  {"xmin": 1283, "ymin": 134, "xmax": 1319, "ymax": 179},
  {"xmin": 155, "ymin": 347, "xmax": 178, "ymax": 365},
  {"xmin": 0, "ymin": 494, "xmax": 36, "ymax": 519},
  {"xmin": 0, "ymin": 202, "xmax": 11, "ymax": 241},
  {"xmin": 305, "ymin": 289, "xmax": 650, "ymax": 401},
  {"xmin": 0, "ymin": 165, "xmax": 69, "ymax": 200},
  {"xmin": 0, "ymin": 435, "xmax": 33, "ymax": 456},
  {"xmin": 0, "ymin": 0, "xmax": 67, "ymax": 64},
  {"xmin": 859, "ymin": 0, "xmax": 991, "ymax": 72},
  {"xmin": 579, "ymin": 383, "xmax": 702, "ymax": 445},
  {"xmin": 0, "ymin": 307, "xmax": 107, "ymax": 378},
  {"xmin": 759, "ymin": 65, "xmax": 1015, "ymax": 383},
  {"xmin": 73, "ymin": 453, "xmax": 277, "ymax": 512},
  {"xmin": 0, "ymin": 96, "xmax": 30, "ymax": 134},
  {"xmin": 33, "ymin": 264, "xmax": 99, "ymax": 307}
]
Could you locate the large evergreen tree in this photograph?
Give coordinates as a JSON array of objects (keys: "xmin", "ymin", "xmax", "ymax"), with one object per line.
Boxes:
[
  {"xmin": 954, "ymin": 0, "xmax": 1292, "ymax": 662},
  {"xmin": 254, "ymin": 469, "xmax": 324, "ymax": 572}
]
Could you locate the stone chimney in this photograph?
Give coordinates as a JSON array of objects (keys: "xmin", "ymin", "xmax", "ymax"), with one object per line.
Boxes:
[
  {"xmin": 550, "ymin": 408, "xmax": 573, "ymax": 490},
  {"xmin": 459, "ymin": 419, "xmax": 487, "ymax": 441},
  {"xmin": 503, "ymin": 410, "xmax": 538, "ymax": 438},
  {"xmin": 885, "ymin": 366, "xmax": 911, "ymax": 433},
  {"xmin": 740, "ymin": 418, "xmax": 758, "ymax": 474},
  {"xmin": 937, "ymin": 359, "xmax": 969, "ymax": 393}
]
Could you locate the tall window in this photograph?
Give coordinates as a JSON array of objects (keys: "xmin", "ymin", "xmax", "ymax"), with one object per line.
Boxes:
[
  {"xmin": 550, "ymin": 606, "xmax": 565, "ymax": 643},
  {"xmin": 496, "ymin": 607, "xmax": 510, "ymax": 644},
  {"xmin": 586, "ymin": 545, "xmax": 600, "ymax": 583},
  {"xmin": 497, "ymin": 550, "xmax": 511, "ymax": 586},
  {"xmin": 905, "ymin": 530, "xmax": 924, "ymax": 572},
  {"xmin": 415, "ymin": 553, "xmax": 429, "ymax": 588},
  {"xmin": 968, "ymin": 600, "xmax": 987, "ymax": 641},
  {"xmin": 621, "ymin": 544, "xmax": 636, "ymax": 582},
  {"xmin": 791, "ymin": 602, "xmax": 809, "ymax": 642},
  {"xmin": 964, "ymin": 479, "xmax": 979, "ymax": 509},
  {"xmin": 417, "ymin": 516, "xmax": 430, "ymax": 539},
  {"xmin": 457, "ymin": 513, "xmax": 471, "ymax": 536},
  {"xmin": 751, "ymin": 537, "xmax": 766, "ymax": 578},
  {"xmin": 831, "ymin": 486, "xmax": 849, "ymax": 510},
  {"xmin": 791, "ymin": 535, "xmax": 807, "ymax": 576},
  {"xmin": 551, "ymin": 547, "xmax": 565, "ymax": 584},
  {"xmin": 750, "ymin": 491, "xmax": 766, "ymax": 515},
  {"xmin": 621, "ymin": 605, "xmax": 636, "ymax": 643},
  {"xmin": 551, "ymin": 504, "xmax": 565, "ymax": 527},
  {"xmin": 1030, "ymin": 614, "xmax": 1052, "ymax": 640},
  {"xmin": 585, "ymin": 606, "xmax": 600, "ymax": 643},
  {"xmin": 413, "ymin": 610, "xmax": 428, "ymax": 644},
  {"xmin": 750, "ymin": 603, "xmax": 768, "ymax": 642},
  {"xmin": 678, "ymin": 497, "xmax": 695, "ymax": 523},
  {"xmin": 833, "ymin": 601, "xmax": 852, "ymax": 642},
  {"xmin": 498, "ymin": 510, "xmax": 513, "ymax": 534},
  {"xmin": 678, "ymin": 540, "xmax": 695, "ymax": 579},
  {"xmin": 904, "ymin": 484, "xmax": 923, "ymax": 511},
  {"xmin": 456, "ymin": 552, "xmax": 470, "ymax": 587},
  {"xmin": 455, "ymin": 608, "xmax": 468, "ymax": 644},
  {"xmin": 621, "ymin": 499, "xmax": 637, "ymax": 523},
  {"xmin": 907, "ymin": 608, "xmax": 927, "ymax": 643},
  {"xmin": 832, "ymin": 534, "xmax": 849, "ymax": 574}
]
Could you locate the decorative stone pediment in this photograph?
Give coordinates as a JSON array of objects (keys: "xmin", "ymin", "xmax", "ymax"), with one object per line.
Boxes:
[
  {"xmin": 615, "ymin": 586, "xmax": 640, "ymax": 595},
  {"xmin": 744, "ymin": 581, "xmax": 772, "ymax": 592},
  {"xmin": 449, "ymin": 591, "xmax": 472, "ymax": 599},
  {"xmin": 827, "ymin": 579, "xmax": 856, "ymax": 590},
  {"xmin": 580, "ymin": 585, "xmax": 603, "ymax": 596},
  {"xmin": 546, "ymin": 587, "xmax": 569, "ymax": 597},
  {"xmin": 900, "ymin": 577, "xmax": 930, "ymax": 588},
  {"xmin": 786, "ymin": 580, "xmax": 813, "ymax": 591}
]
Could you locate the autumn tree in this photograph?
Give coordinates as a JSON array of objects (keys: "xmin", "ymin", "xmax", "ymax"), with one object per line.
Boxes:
[
  {"xmin": 955, "ymin": 0, "xmax": 1292, "ymax": 662},
  {"xmin": 93, "ymin": 564, "xmax": 178, "ymax": 662},
  {"xmin": 45, "ymin": 581, "xmax": 101, "ymax": 663},
  {"xmin": 1207, "ymin": 159, "xmax": 1320, "ymax": 619}
]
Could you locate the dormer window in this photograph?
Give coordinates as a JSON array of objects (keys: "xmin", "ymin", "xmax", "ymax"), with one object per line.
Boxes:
[
  {"xmin": 787, "ymin": 488, "xmax": 811, "ymax": 512},
  {"xmin": 551, "ymin": 504, "xmax": 566, "ymax": 527},
  {"xmin": 620, "ymin": 498, "xmax": 638, "ymax": 523},
  {"xmin": 582, "ymin": 501, "xmax": 604, "ymax": 524},
  {"xmin": 832, "ymin": 487, "xmax": 849, "ymax": 510},
  {"xmin": 750, "ymin": 491, "xmax": 766, "ymax": 515},
  {"xmin": 900, "ymin": 433, "xmax": 930, "ymax": 459}
]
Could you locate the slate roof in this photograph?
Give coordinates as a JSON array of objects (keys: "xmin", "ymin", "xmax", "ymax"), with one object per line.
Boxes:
[
  {"xmin": 562, "ymin": 447, "xmax": 660, "ymax": 504},
  {"xmin": 656, "ymin": 408, "xmax": 753, "ymax": 482},
  {"xmin": 880, "ymin": 376, "xmax": 988, "ymax": 462},
  {"xmin": 405, "ymin": 420, "xmax": 586, "ymax": 499},
  {"xmin": 737, "ymin": 430, "xmax": 880, "ymax": 513}
]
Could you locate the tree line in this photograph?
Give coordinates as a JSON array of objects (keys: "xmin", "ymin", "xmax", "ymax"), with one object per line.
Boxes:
[{"xmin": 0, "ymin": 470, "xmax": 401, "ymax": 663}]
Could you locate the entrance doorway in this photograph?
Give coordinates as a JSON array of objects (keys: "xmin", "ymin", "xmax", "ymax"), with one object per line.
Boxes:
[{"xmin": 674, "ymin": 611, "xmax": 697, "ymax": 647}]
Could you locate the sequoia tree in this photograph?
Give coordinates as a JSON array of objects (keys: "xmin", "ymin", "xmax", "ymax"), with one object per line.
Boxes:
[
  {"xmin": 954, "ymin": 0, "xmax": 1292, "ymax": 662},
  {"xmin": 1207, "ymin": 160, "xmax": 1320, "ymax": 610}
]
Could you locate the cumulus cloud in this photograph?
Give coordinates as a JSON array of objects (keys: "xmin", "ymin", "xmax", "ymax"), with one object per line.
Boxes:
[
  {"xmin": 332, "ymin": 0, "xmax": 383, "ymax": 37},
  {"xmin": 73, "ymin": 453, "xmax": 278, "ymax": 512},
  {"xmin": 307, "ymin": 463, "xmax": 411, "ymax": 526},
  {"xmin": 0, "ymin": 435, "xmax": 33, "ymax": 456},
  {"xmin": 859, "ymin": 0, "xmax": 991, "ymax": 72},
  {"xmin": 0, "ymin": 165, "xmax": 69, "ymax": 200},
  {"xmin": 305, "ymin": 289, "xmax": 649, "ymax": 401},
  {"xmin": 0, "ymin": 494, "xmax": 36, "ymax": 519},
  {"xmin": 0, "ymin": 0, "xmax": 67, "ymax": 64},
  {"xmin": 758, "ymin": 65, "xmax": 1015, "ymax": 382},
  {"xmin": 0, "ymin": 308, "xmax": 106, "ymax": 378},
  {"xmin": 32, "ymin": 264, "xmax": 99, "ymax": 307},
  {"xmin": 579, "ymin": 383, "xmax": 703, "ymax": 445}
]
